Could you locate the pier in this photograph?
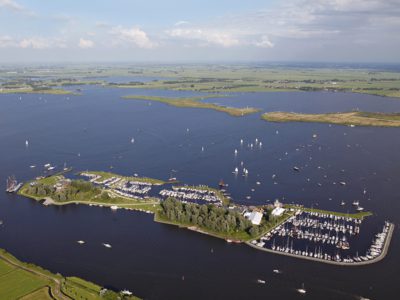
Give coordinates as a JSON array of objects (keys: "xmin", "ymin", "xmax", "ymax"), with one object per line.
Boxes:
[{"xmin": 246, "ymin": 223, "xmax": 395, "ymax": 266}]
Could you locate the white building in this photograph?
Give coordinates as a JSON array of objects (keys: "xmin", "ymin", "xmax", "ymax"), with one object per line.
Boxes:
[
  {"xmin": 271, "ymin": 207, "xmax": 285, "ymax": 217},
  {"xmin": 245, "ymin": 211, "xmax": 263, "ymax": 225}
]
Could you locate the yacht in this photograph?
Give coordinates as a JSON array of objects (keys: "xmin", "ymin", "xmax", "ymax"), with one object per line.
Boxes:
[
  {"xmin": 257, "ymin": 279, "xmax": 266, "ymax": 284},
  {"xmin": 297, "ymin": 283, "xmax": 307, "ymax": 294}
]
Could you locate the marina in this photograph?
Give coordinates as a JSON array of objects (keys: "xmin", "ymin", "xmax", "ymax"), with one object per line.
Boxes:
[{"xmin": 248, "ymin": 210, "xmax": 395, "ymax": 266}]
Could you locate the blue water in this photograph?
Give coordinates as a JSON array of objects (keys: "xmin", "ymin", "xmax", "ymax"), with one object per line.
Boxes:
[{"xmin": 1, "ymin": 87, "xmax": 400, "ymax": 299}]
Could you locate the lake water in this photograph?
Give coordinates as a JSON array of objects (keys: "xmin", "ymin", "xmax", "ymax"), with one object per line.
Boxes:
[{"xmin": 1, "ymin": 85, "xmax": 400, "ymax": 299}]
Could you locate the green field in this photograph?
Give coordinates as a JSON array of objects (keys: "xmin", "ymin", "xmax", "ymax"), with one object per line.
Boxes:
[
  {"xmin": 122, "ymin": 95, "xmax": 261, "ymax": 116},
  {"xmin": 2, "ymin": 65, "xmax": 400, "ymax": 98},
  {"xmin": 0, "ymin": 268, "xmax": 49, "ymax": 299},
  {"xmin": 261, "ymin": 111, "xmax": 400, "ymax": 127}
]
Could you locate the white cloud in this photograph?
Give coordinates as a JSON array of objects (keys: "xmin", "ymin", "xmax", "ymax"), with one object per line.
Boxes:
[
  {"xmin": 18, "ymin": 37, "xmax": 66, "ymax": 49},
  {"xmin": 0, "ymin": 0, "xmax": 23, "ymax": 11},
  {"xmin": 167, "ymin": 28, "xmax": 240, "ymax": 47},
  {"xmin": 0, "ymin": 0, "xmax": 34, "ymax": 15},
  {"xmin": 78, "ymin": 38, "xmax": 94, "ymax": 49},
  {"xmin": 110, "ymin": 26, "xmax": 157, "ymax": 49},
  {"xmin": 19, "ymin": 37, "xmax": 51, "ymax": 49},
  {"xmin": 254, "ymin": 36, "xmax": 274, "ymax": 48},
  {"xmin": 174, "ymin": 20, "xmax": 189, "ymax": 26},
  {"xmin": 0, "ymin": 35, "xmax": 16, "ymax": 48}
]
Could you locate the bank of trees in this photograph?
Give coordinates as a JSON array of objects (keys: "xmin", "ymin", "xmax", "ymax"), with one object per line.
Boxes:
[
  {"xmin": 160, "ymin": 197, "xmax": 265, "ymax": 237},
  {"xmin": 25, "ymin": 179, "xmax": 101, "ymax": 202}
]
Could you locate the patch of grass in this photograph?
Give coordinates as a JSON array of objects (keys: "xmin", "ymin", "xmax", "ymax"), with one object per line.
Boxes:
[
  {"xmin": 122, "ymin": 95, "xmax": 261, "ymax": 117},
  {"xmin": 262, "ymin": 111, "xmax": 400, "ymax": 127},
  {"xmin": 20, "ymin": 286, "xmax": 54, "ymax": 300},
  {"xmin": 0, "ymin": 268, "xmax": 49, "ymax": 299},
  {"xmin": 62, "ymin": 276, "xmax": 102, "ymax": 300}
]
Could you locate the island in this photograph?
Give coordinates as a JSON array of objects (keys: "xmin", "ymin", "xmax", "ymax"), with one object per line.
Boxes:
[
  {"xmin": 0, "ymin": 248, "xmax": 139, "ymax": 300},
  {"xmin": 15, "ymin": 170, "xmax": 394, "ymax": 266},
  {"xmin": 122, "ymin": 95, "xmax": 261, "ymax": 116},
  {"xmin": 261, "ymin": 111, "xmax": 400, "ymax": 127}
]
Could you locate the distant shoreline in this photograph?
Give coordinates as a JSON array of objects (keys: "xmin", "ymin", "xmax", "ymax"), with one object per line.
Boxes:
[{"xmin": 262, "ymin": 111, "xmax": 400, "ymax": 127}]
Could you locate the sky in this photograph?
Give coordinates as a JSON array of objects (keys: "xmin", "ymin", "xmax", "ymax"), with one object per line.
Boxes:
[{"xmin": 0, "ymin": 0, "xmax": 399, "ymax": 63}]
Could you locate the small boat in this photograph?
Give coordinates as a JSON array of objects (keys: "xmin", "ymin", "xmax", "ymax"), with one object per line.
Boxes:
[
  {"xmin": 256, "ymin": 181, "xmax": 261, "ymax": 185},
  {"xmin": 110, "ymin": 206, "xmax": 118, "ymax": 210},
  {"xmin": 48, "ymin": 166, "xmax": 55, "ymax": 171},
  {"xmin": 25, "ymin": 140, "xmax": 29, "ymax": 146},
  {"xmin": 297, "ymin": 283, "xmax": 307, "ymax": 294},
  {"xmin": 340, "ymin": 201, "xmax": 346, "ymax": 206},
  {"xmin": 30, "ymin": 165, "xmax": 36, "ymax": 168},
  {"xmin": 219, "ymin": 179, "xmax": 226, "ymax": 188},
  {"xmin": 201, "ymin": 146, "xmax": 204, "ymax": 152},
  {"xmin": 102, "ymin": 243, "xmax": 112, "ymax": 248},
  {"xmin": 168, "ymin": 177, "xmax": 177, "ymax": 181},
  {"xmin": 44, "ymin": 163, "xmax": 51, "ymax": 168},
  {"xmin": 352, "ymin": 200, "xmax": 360, "ymax": 206},
  {"xmin": 234, "ymin": 149, "xmax": 238, "ymax": 155},
  {"xmin": 121, "ymin": 290, "xmax": 133, "ymax": 296},
  {"xmin": 356, "ymin": 206, "xmax": 364, "ymax": 211},
  {"xmin": 257, "ymin": 279, "xmax": 266, "ymax": 284},
  {"xmin": 339, "ymin": 181, "xmax": 347, "ymax": 186},
  {"xmin": 293, "ymin": 166, "xmax": 300, "ymax": 172},
  {"xmin": 312, "ymin": 134, "xmax": 317, "ymax": 138},
  {"xmin": 77, "ymin": 240, "xmax": 85, "ymax": 244},
  {"xmin": 130, "ymin": 138, "xmax": 135, "ymax": 144},
  {"xmin": 273, "ymin": 269, "xmax": 282, "ymax": 274}
]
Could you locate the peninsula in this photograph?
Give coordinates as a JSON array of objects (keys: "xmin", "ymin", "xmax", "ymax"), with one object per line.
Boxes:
[
  {"xmin": 122, "ymin": 95, "xmax": 261, "ymax": 116},
  {"xmin": 261, "ymin": 111, "xmax": 400, "ymax": 127}
]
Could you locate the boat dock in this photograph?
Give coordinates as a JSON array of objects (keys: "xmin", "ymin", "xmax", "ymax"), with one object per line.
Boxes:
[{"xmin": 246, "ymin": 222, "xmax": 395, "ymax": 266}]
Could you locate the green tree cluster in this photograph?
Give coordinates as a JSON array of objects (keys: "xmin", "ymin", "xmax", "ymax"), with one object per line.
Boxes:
[{"xmin": 160, "ymin": 197, "xmax": 257, "ymax": 235}]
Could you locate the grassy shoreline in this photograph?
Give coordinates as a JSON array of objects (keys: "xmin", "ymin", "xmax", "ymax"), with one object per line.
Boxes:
[
  {"xmin": 262, "ymin": 111, "xmax": 400, "ymax": 127},
  {"xmin": 122, "ymin": 95, "xmax": 261, "ymax": 116},
  {"xmin": 0, "ymin": 248, "xmax": 139, "ymax": 299},
  {"xmin": 285, "ymin": 204, "xmax": 373, "ymax": 219}
]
